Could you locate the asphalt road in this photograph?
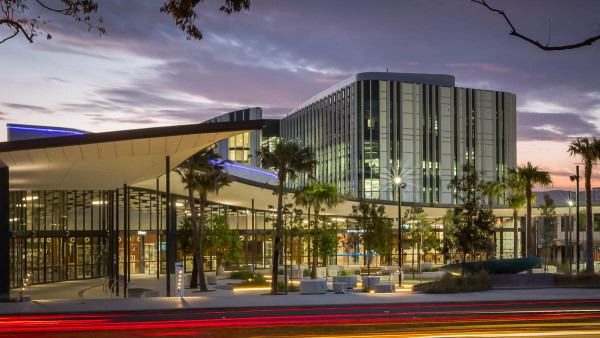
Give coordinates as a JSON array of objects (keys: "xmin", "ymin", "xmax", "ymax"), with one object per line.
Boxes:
[{"xmin": 2, "ymin": 300, "xmax": 600, "ymax": 337}]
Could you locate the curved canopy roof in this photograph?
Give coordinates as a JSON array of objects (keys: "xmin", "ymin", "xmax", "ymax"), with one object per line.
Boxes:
[{"xmin": 0, "ymin": 120, "xmax": 264, "ymax": 191}]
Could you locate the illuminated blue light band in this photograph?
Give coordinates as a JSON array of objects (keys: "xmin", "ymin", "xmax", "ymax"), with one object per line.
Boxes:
[
  {"xmin": 7, "ymin": 126, "xmax": 85, "ymax": 135},
  {"xmin": 209, "ymin": 159, "xmax": 278, "ymax": 179}
]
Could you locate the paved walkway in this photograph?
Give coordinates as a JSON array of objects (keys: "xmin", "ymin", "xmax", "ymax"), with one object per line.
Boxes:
[{"xmin": 3, "ymin": 274, "xmax": 600, "ymax": 315}]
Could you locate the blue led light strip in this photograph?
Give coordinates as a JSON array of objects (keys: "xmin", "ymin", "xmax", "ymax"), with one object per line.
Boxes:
[
  {"xmin": 209, "ymin": 159, "xmax": 278, "ymax": 179},
  {"xmin": 7, "ymin": 126, "xmax": 85, "ymax": 135}
]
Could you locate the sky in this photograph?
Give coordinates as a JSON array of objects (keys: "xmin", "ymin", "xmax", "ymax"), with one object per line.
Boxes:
[{"xmin": 1, "ymin": 0, "xmax": 600, "ymax": 191}]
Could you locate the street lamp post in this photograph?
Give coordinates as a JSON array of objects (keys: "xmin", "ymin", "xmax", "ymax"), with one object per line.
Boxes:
[
  {"xmin": 394, "ymin": 176, "xmax": 406, "ymax": 285},
  {"xmin": 570, "ymin": 165, "xmax": 581, "ymax": 274},
  {"xmin": 568, "ymin": 197, "xmax": 573, "ymax": 274}
]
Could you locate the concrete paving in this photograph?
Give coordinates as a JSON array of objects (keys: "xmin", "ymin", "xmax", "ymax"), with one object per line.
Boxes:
[{"xmin": 2, "ymin": 273, "xmax": 600, "ymax": 315}]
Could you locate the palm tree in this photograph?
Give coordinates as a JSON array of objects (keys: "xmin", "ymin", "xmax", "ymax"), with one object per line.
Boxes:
[
  {"xmin": 294, "ymin": 183, "xmax": 344, "ymax": 279},
  {"xmin": 505, "ymin": 173, "xmax": 526, "ymax": 258},
  {"xmin": 480, "ymin": 181, "xmax": 505, "ymax": 210},
  {"xmin": 568, "ymin": 137, "xmax": 600, "ymax": 273},
  {"xmin": 175, "ymin": 148, "xmax": 231, "ymax": 292},
  {"xmin": 257, "ymin": 140, "xmax": 316, "ymax": 295},
  {"xmin": 510, "ymin": 162, "xmax": 552, "ymax": 258}
]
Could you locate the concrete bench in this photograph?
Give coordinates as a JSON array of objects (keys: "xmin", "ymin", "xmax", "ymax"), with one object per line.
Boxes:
[
  {"xmin": 332, "ymin": 275, "xmax": 358, "ymax": 288},
  {"xmin": 316, "ymin": 267, "xmax": 327, "ymax": 279},
  {"xmin": 207, "ymin": 275, "xmax": 218, "ymax": 285},
  {"xmin": 300, "ymin": 279, "xmax": 327, "ymax": 294},
  {"xmin": 361, "ymin": 276, "xmax": 380, "ymax": 287},
  {"xmin": 333, "ymin": 283, "xmax": 347, "ymax": 294},
  {"xmin": 373, "ymin": 284, "xmax": 394, "ymax": 293},
  {"xmin": 128, "ymin": 288, "xmax": 159, "ymax": 298}
]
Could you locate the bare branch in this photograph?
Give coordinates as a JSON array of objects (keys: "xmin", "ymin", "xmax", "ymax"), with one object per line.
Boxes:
[
  {"xmin": 472, "ymin": 0, "xmax": 600, "ymax": 51},
  {"xmin": 0, "ymin": 18, "xmax": 34, "ymax": 43}
]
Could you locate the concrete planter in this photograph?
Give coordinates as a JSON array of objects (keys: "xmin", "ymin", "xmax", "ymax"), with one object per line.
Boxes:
[
  {"xmin": 207, "ymin": 275, "xmax": 218, "ymax": 285},
  {"xmin": 361, "ymin": 276, "xmax": 380, "ymax": 287},
  {"xmin": 300, "ymin": 279, "xmax": 327, "ymax": 294},
  {"xmin": 373, "ymin": 284, "xmax": 394, "ymax": 293},
  {"xmin": 332, "ymin": 275, "xmax": 358, "ymax": 288}
]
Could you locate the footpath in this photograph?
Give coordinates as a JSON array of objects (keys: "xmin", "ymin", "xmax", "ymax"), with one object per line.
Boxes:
[{"xmin": 2, "ymin": 274, "xmax": 600, "ymax": 315}]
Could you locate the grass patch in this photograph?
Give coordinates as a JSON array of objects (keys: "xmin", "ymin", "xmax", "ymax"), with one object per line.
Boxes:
[{"xmin": 422, "ymin": 271, "xmax": 490, "ymax": 293}]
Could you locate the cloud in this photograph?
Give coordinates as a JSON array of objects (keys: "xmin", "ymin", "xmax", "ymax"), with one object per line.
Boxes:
[
  {"xmin": 447, "ymin": 63, "xmax": 514, "ymax": 73},
  {"xmin": 2, "ymin": 103, "xmax": 53, "ymax": 114},
  {"xmin": 517, "ymin": 112, "xmax": 600, "ymax": 142}
]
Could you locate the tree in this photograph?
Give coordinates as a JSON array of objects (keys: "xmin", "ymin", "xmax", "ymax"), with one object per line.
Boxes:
[
  {"xmin": 294, "ymin": 182, "xmax": 343, "ymax": 279},
  {"xmin": 178, "ymin": 216, "xmax": 195, "ymax": 284},
  {"xmin": 312, "ymin": 217, "xmax": 339, "ymax": 268},
  {"xmin": 404, "ymin": 205, "xmax": 436, "ymax": 280},
  {"xmin": 204, "ymin": 215, "xmax": 242, "ymax": 275},
  {"xmin": 472, "ymin": 0, "xmax": 600, "ymax": 51},
  {"xmin": 448, "ymin": 164, "xmax": 496, "ymax": 270},
  {"xmin": 480, "ymin": 181, "xmax": 504, "ymax": 210},
  {"xmin": 256, "ymin": 140, "xmax": 316, "ymax": 295},
  {"xmin": 175, "ymin": 148, "xmax": 231, "ymax": 292},
  {"xmin": 509, "ymin": 162, "xmax": 552, "ymax": 259},
  {"xmin": 350, "ymin": 200, "xmax": 393, "ymax": 289},
  {"xmin": 538, "ymin": 193, "xmax": 557, "ymax": 269},
  {"xmin": 568, "ymin": 137, "xmax": 600, "ymax": 273},
  {"xmin": 506, "ymin": 173, "xmax": 526, "ymax": 258},
  {"xmin": 1, "ymin": 0, "xmax": 249, "ymax": 44}
]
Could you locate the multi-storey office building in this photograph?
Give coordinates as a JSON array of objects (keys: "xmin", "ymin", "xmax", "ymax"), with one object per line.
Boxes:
[{"xmin": 281, "ymin": 72, "xmax": 517, "ymax": 206}]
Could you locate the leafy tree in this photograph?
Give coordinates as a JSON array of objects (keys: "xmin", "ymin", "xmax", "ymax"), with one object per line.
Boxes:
[
  {"xmin": 294, "ymin": 183, "xmax": 343, "ymax": 279},
  {"xmin": 538, "ymin": 193, "xmax": 557, "ymax": 268},
  {"xmin": 480, "ymin": 181, "xmax": 504, "ymax": 209},
  {"xmin": 204, "ymin": 215, "xmax": 242, "ymax": 275},
  {"xmin": 404, "ymin": 205, "xmax": 436, "ymax": 276},
  {"xmin": 1, "ymin": 0, "xmax": 249, "ymax": 44},
  {"xmin": 312, "ymin": 217, "xmax": 339, "ymax": 265},
  {"xmin": 175, "ymin": 148, "xmax": 231, "ymax": 292},
  {"xmin": 509, "ymin": 162, "xmax": 552, "ymax": 258},
  {"xmin": 447, "ymin": 164, "xmax": 496, "ymax": 270},
  {"xmin": 506, "ymin": 173, "xmax": 526, "ymax": 258},
  {"xmin": 257, "ymin": 140, "xmax": 316, "ymax": 295},
  {"xmin": 568, "ymin": 137, "xmax": 600, "ymax": 273},
  {"xmin": 441, "ymin": 208, "xmax": 457, "ymax": 263},
  {"xmin": 350, "ymin": 200, "xmax": 393, "ymax": 288}
]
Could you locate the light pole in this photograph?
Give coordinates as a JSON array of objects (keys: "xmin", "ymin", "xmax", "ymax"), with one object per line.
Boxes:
[
  {"xmin": 394, "ymin": 176, "xmax": 406, "ymax": 282},
  {"xmin": 570, "ymin": 165, "xmax": 581, "ymax": 274},
  {"xmin": 568, "ymin": 197, "xmax": 573, "ymax": 274}
]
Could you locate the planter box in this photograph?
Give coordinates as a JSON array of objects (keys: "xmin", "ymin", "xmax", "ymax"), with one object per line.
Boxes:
[
  {"xmin": 332, "ymin": 275, "xmax": 358, "ymax": 288},
  {"xmin": 373, "ymin": 284, "xmax": 394, "ymax": 293},
  {"xmin": 300, "ymin": 279, "xmax": 327, "ymax": 294}
]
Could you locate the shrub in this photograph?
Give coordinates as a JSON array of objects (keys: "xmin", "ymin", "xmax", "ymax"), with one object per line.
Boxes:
[
  {"xmin": 236, "ymin": 272, "xmax": 267, "ymax": 286},
  {"xmin": 339, "ymin": 270, "xmax": 353, "ymax": 276},
  {"xmin": 230, "ymin": 270, "xmax": 255, "ymax": 280},
  {"xmin": 288, "ymin": 284, "xmax": 299, "ymax": 292},
  {"xmin": 278, "ymin": 268, "xmax": 284, "ymax": 275},
  {"xmin": 303, "ymin": 268, "xmax": 311, "ymax": 276},
  {"xmin": 423, "ymin": 271, "xmax": 490, "ymax": 294}
]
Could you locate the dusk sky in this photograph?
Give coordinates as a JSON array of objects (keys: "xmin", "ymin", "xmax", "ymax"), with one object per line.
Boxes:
[{"xmin": 2, "ymin": 0, "xmax": 600, "ymax": 191}]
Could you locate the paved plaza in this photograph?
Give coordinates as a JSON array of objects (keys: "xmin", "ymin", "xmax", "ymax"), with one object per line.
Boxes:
[{"xmin": 2, "ymin": 273, "xmax": 600, "ymax": 315}]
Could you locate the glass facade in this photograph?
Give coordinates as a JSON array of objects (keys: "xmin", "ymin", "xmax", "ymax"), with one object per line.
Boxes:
[{"xmin": 281, "ymin": 75, "xmax": 517, "ymax": 206}]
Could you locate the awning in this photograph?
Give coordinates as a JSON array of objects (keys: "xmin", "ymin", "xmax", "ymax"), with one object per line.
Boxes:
[{"xmin": 0, "ymin": 120, "xmax": 264, "ymax": 190}]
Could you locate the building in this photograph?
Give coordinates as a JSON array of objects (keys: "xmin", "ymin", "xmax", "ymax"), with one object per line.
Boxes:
[
  {"xmin": 2, "ymin": 73, "xmax": 599, "ymax": 298},
  {"xmin": 281, "ymin": 72, "xmax": 517, "ymax": 205}
]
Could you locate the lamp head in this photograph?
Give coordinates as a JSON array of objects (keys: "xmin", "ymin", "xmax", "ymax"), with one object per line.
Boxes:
[
  {"xmin": 569, "ymin": 175, "xmax": 577, "ymax": 182},
  {"xmin": 394, "ymin": 177, "xmax": 402, "ymax": 185},
  {"xmin": 568, "ymin": 200, "xmax": 573, "ymax": 206}
]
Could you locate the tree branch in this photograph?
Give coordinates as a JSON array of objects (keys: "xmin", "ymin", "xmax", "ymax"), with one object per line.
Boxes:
[
  {"xmin": 0, "ymin": 18, "xmax": 34, "ymax": 43},
  {"xmin": 472, "ymin": 0, "xmax": 600, "ymax": 51}
]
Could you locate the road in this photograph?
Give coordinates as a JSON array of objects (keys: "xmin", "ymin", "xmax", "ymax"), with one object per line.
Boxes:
[{"xmin": 2, "ymin": 300, "xmax": 600, "ymax": 337}]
